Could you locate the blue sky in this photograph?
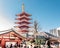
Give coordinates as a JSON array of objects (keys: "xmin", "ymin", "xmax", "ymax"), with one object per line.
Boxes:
[{"xmin": 0, "ymin": 0, "xmax": 60, "ymax": 32}]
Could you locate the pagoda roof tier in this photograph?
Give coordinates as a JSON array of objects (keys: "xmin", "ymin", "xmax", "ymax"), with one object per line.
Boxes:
[
  {"xmin": 16, "ymin": 19, "xmax": 31, "ymax": 22},
  {"xmin": 16, "ymin": 17, "xmax": 31, "ymax": 20},
  {"xmin": 15, "ymin": 21, "xmax": 31, "ymax": 24},
  {"xmin": 16, "ymin": 12, "xmax": 31, "ymax": 16},
  {"xmin": 16, "ymin": 26, "xmax": 29, "ymax": 29},
  {"xmin": 18, "ymin": 24, "xmax": 29, "ymax": 26},
  {"xmin": 18, "ymin": 25, "xmax": 30, "ymax": 28},
  {"xmin": 20, "ymin": 30, "xmax": 29, "ymax": 32}
]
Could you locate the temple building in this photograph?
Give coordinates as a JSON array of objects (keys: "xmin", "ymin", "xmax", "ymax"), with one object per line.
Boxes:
[{"xmin": 0, "ymin": 29, "xmax": 25, "ymax": 48}]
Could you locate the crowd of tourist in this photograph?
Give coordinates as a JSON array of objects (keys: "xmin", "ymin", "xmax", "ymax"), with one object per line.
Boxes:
[
  {"xmin": 5, "ymin": 43, "xmax": 38, "ymax": 48},
  {"xmin": 4, "ymin": 40, "xmax": 59, "ymax": 48},
  {"xmin": 5, "ymin": 43, "xmax": 58, "ymax": 48},
  {"xmin": 5, "ymin": 42, "xmax": 57, "ymax": 48}
]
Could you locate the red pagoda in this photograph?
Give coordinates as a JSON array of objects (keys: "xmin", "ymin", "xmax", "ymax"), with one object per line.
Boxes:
[{"xmin": 15, "ymin": 4, "xmax": 31, "ymax": 33}]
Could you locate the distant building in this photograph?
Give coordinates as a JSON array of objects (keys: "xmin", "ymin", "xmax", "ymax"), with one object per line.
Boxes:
[{"xmin": 50, "ymin": 27, "xmax": 60, "ymax": 37}]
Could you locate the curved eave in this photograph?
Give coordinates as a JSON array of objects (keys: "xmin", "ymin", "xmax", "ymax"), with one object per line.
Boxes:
[
  {"xmin": 21, "ymin": 30, "xmax": 29, "ymax": 32},
  {"xmin": 16, "ymin": 26, "xmax": 30, "ymax": 28},
  {"xmin": 19, "ymin": 25, "xmax": 30, "ymax": 28},
  {"xmin": 16, "ymin": 12, "xmax": 31, "ymax": 16},
  {"xmin": 15, "ymin": 21, "xmax": 31, "ymax": 24},
  {"xmin": 16, "ymin": 17, "xmax": 32, "ymax": 20}
]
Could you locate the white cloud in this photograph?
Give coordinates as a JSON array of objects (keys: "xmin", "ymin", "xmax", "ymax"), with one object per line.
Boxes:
[
  {"xmin": 0, "ymin": 14, "xmax": 14, "ymax": 31},
  {"xmin": 0, "ymin": 0, "xmax": 14, "ymax": 31}
]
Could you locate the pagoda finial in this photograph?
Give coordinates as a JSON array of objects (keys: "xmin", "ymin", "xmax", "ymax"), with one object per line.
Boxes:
[{"xmin": 22, "ymin": 3, "xmax": 25, "ymax": 12}]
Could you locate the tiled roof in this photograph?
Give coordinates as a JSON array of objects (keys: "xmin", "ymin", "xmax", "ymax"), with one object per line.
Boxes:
[{"xmin": 0, "ymin": 28, "xmax": 26, "ymax": 39}]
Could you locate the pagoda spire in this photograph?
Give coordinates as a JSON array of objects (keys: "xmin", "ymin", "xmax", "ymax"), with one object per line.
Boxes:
[{"xmin": 22, "ymin": 3, "xmax": 25, "ymax": 12}]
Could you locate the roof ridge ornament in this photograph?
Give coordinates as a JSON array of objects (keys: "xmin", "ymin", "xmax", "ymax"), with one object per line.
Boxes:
[{"xmin": 22, "ymin": 3, "xmax": 25, "ymax": 12}]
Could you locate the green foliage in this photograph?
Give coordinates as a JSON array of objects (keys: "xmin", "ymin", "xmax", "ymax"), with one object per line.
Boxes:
[{"xmin": 35, "ymin": 38, "xmax": 46, "ymax": 45}]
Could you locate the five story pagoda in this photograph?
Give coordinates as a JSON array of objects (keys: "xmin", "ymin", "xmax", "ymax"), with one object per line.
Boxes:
[{"xmin": 15, "ymin": 4, "xmax": 31, "ymax": 33}]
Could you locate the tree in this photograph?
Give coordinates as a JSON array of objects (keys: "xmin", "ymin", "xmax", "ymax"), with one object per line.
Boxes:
[
  {"xmin": 33, "ymin": 20, "xmax": 40, "ymax": 45},
  {"xmin": 33, "ymin": 20, "xmax": 43, "ymax": 47},
  {"xmin": 34, "ymin": 20, "xmax": 38, "ymax": 33}
]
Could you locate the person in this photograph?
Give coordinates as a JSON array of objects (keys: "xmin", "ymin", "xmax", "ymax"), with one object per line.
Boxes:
[
  {"xmin": 34, "ymin": 46, "xmax": 37, "ymax": 48},
  {"xmin": 6, "ymin": 45, "xmax": 9, "ymax": 48},
  {"xmin": 31, "ymin": 45, "xmax": 33, "ymax": 48},
  {"xmin": 24, "ymin": 45, "xmax": 26, "ymax": 48},
  {"xmin": 20, "ymin": 43, "xmax": 23, "ymax": 48},
  {"xmin": 16, "ymin": 42, "xmax": 18, "ymax": 46},
  {"xmin": 18, "ymin": 44, "xmax": 20, "ymax": 48},
  {"xmin": 14, "ymin": 44, "xmax": 17, "ymax": 48},
  {"xmin": 23, "ymin": 43, "xmax": 27, "ymax": 48},
  {"xmin": 47, "ymin": 41, "xmax": 51, "ymax": 48},
  {"xmin": 10, "ymin": 44, "xmax": 13, "ymax": 48},
  {"xmin": 50, "ymin": 43, "xmax": 56, "ymax": 48}
]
